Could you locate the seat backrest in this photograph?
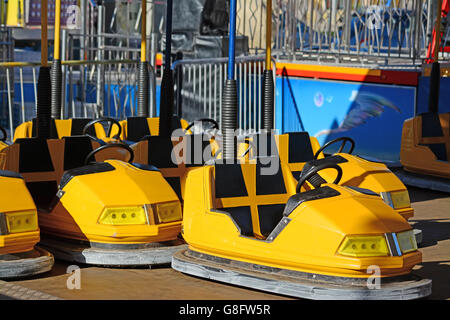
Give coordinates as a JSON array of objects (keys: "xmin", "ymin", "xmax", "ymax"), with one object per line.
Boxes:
[
  {"xmin": 125, "ymin": 117, "xmax": 152, "ymax": 142},
  {"xmin": 285, "ymin": 132, "xmax": 316, "ymax": 163},
  {"xmin": 13, "ymin": 118, "xmax": 105, "ymax": 141},
  {"xmin": 246, "ymin": 132, "xmax": 279, "ymax": 159},
  {"xmin": 31, "ymin": 118, "xmax": 59, "ymax": 139},
  {"xmin": 0, "ymin": 136, "xmax": 102, "ymax": 211},
  {"xmin": 132, "ymin": 135, "xmax": 183, "ymax": 200},
  {"xmin": 276, "ymin": 132, "xmax": 320, "ymax": 178},
  {"xmin": 121, "ymin": 116, "xmax": 187, "ymax": 142},
  {"xmin": 132, "ymin": 133, "xmax": 219, "ymax": 202},
  {"xmin": 62, "ymin": 136, "xmax": 96, "ymax": 170},
  {"xmin": 60, "ymin": 118, "xmax": 99, "ymax": 137},
  {"xmin": 213, "ymin": 159, "xmax": 292, "ymax": 239},
  {"xmin": 417, "ymin": 112, "xmax": 450, "ymax": 162},
  {"xmin": 10, "ymin": 138, "xmax": 59, "ymax": 210}
]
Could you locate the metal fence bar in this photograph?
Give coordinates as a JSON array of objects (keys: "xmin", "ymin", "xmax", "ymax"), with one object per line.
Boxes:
[{"xmin": 173, "ymin": 56, "xmax": 267, "ymax": 133}]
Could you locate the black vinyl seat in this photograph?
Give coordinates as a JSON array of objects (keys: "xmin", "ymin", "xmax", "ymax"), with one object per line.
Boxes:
[
  {"xmin": 63, "ymin": 136, "xmax": 95, "ymax": 170},
  {"xmin": 286, "ymin": 132, "xmax": 315, "ymax": 163},
  {"xmin": 31, "ymin": 118, "xmax": 97, "ymax": 138},
  {"xmin": 214, "ymin": 158, "xmax": 289, "ymax": 238},
  {"xmin": 126, "ymin": 117, "xmax": 152, "ymax": 142}
]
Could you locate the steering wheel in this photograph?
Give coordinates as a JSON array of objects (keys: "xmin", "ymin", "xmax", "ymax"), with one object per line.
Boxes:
[
  {"xmin": 0, "ymin": 125, "xmax": 7, "ymax": 142},
  {"xmin": 296, "ymin": 162, "xmax": 343, "ymax": 193},
  {"xmin": 313, "ymin": 137, "xmax": 355, "ymax": 159},
  {"xmin": 84, "ymin": 143, "xmax": 134, "ymax": 165},
  {"xmin": 184, "ymin": 118, "xmax": 219, "ymax": 134},
  {"xmin": 83, "ymin": 118, "xmax": 122, "ymax": 141}
]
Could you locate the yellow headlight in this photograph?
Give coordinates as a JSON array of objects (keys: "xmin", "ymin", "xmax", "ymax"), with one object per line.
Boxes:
[
  {"xmin": 153, "ymin": 201, "xmax": 182, "ymax": 223},
  {"xmin": 396, "ymin": 230, "xmax": 417, "ymax": 254},
  {"xmin": 98, "ymin": 206, "xmax": 148, "ymax": 225},
  {"xmin": 390, "ymin": 190, "xmax": 411, "ymax": 209},
  {"xmin": 5, "ymin": 211, "xmax": 38, "ymax": 234},
  {"xmin": 338, "ymin": 235, "xmax": 389, "ymax": 257}
]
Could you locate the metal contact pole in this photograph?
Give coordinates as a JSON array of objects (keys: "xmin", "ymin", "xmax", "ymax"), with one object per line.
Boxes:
[
  {"xmin": 80, "ymin": 0, "xmax": 87, "ymax": 117},
  {"xmin": 262, "ymin": 0, "xmax": 274, "ymax": 131},
  {"xmin": 137, "ymin": 0, "xmax": 149, "ymax": 117},
  {"xmin": 97, "ymin": 3, "xmax": 105, "ymax": 117},
  {"xmin": 51, "ymin": 0, "xmax": 62, "ymax": 119},
  {"xmin": 428, "ymin": 0, "xmax": 443, "ymax": 114},
  {"xmin": 149, "ymin": 0, "xmax": 157, "ymax": 117},
  {"xmin": 158, "ymin": 0, "xmax": 174, "ymax": 136},
  {"xmin": 37, "ymin": 0, "xmax": 52, "ymax": 138},
  {"xmin": 61, "ymin": 29, "xmax": 67, "ymax": 119},
  {"xmin": 221, "ymin": 0, "xmax": 238, "ymax": 160}
]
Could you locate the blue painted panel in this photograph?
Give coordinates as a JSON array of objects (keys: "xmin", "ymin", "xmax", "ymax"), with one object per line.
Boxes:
[
  {"xmin": 276, "ymin": 77, "xmax": 416, "ymax": 161},
  {"xmin": 416, "ymin": 76, "xmax": 450, "ymax": 114}
]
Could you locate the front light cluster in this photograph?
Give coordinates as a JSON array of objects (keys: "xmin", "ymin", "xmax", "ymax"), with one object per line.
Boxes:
[
  {"xmin": 380, "ymin": 190, "xmax": 411, "ymax": 210},
  {"xmin": 396, "ymin": 230, "xmax": 417, "ymax": 254},
  {"xmin": 152, "ymin": 202, "xmax": 182, "ymax": 223},
  {"xmin": 338, "ymin": 230, "xmax": 418, "ymax": 258},
  {"xmin": 98, "ymin": 206, "xmax": 148, "ymax": 225},
  {"xmin": 98, "ymin": 201, "xmax": 182, "ymax": 226},
  {"xmin": 338, "ymin": 235, "xmax": 390, "ymax": 257},
  {"xmin": 0, "ymin": 211, "xmax": 38, "ymax": 235}
]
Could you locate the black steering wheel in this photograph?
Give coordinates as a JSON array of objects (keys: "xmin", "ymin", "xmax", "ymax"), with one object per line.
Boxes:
[
  {"xmin": 0, "ymin": 125, "xmax": 7, "ymax": 142},
  {"xmin": 296, "ymin": 162, "xmax": 343, "ymax": 193},
  {"xmin": 313, "ymin": 137, "xmax": 355, "ymax": 159},
  {"xmin": 84, "ymin": 143, "xmax": 134, "ymax": 165},
  {"xmin": 184, "ymin": 118, "xmax": 219, "ymax": 134},
  {"xmin": 83, "ymin": 117, "xmax": 122, "ymax": 140}
]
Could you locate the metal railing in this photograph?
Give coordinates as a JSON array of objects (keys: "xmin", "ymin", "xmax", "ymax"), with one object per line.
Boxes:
[
  {"xmin": 235, "ymin": 0, "xmax": 447, "ymax": 65},
  {"xmin": 0, "ymin": 55, "xmax": 272, "ymax": 140},
  {"xmin": 63, "ymin": 59, "xmax": 143, "ymax": 120},
  {"xmin": 237, "ymin": 0, "xmax": 268, "ymax": 54},
  {"xmin": 0, "ymin": 59, "xmax": 143, "ymax": 140},
  {"xmin": 173, "ymin": 55, "xmax": 276, "ymax": 133},
  {"xmin": 272, "ymin": 0, "xmax": 446, "ymax": 65}
]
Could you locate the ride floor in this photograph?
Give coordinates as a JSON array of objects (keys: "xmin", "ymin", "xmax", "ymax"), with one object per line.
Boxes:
[{"xmin": 0, "ymin": 187, "xmax": 448, "ymax": 300}]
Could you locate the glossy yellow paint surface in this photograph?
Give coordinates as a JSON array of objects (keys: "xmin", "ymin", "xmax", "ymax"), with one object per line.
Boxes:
[
  {"xmin": 13, "ymin": 120, "xmax": 107, "ymax": 141},
  {"xmin": 0, "ymin": 175, "xmax": 40, "ymax": 254},
  {"xmin": 0, "ymin": 230, "xmax": 40, "ymax": 255},
  {"xmin": 38, "ymin": 160, "xmax": 182, "ymax": 244},
  {"xmin": 182, "ymin": 163, "xmax": 421, "ymax": 278}
]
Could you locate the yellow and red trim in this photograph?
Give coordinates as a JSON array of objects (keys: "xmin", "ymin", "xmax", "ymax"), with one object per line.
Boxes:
[{"xmin": 276, "ymin": 62, "xmax": 420, "ymax": 86}]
